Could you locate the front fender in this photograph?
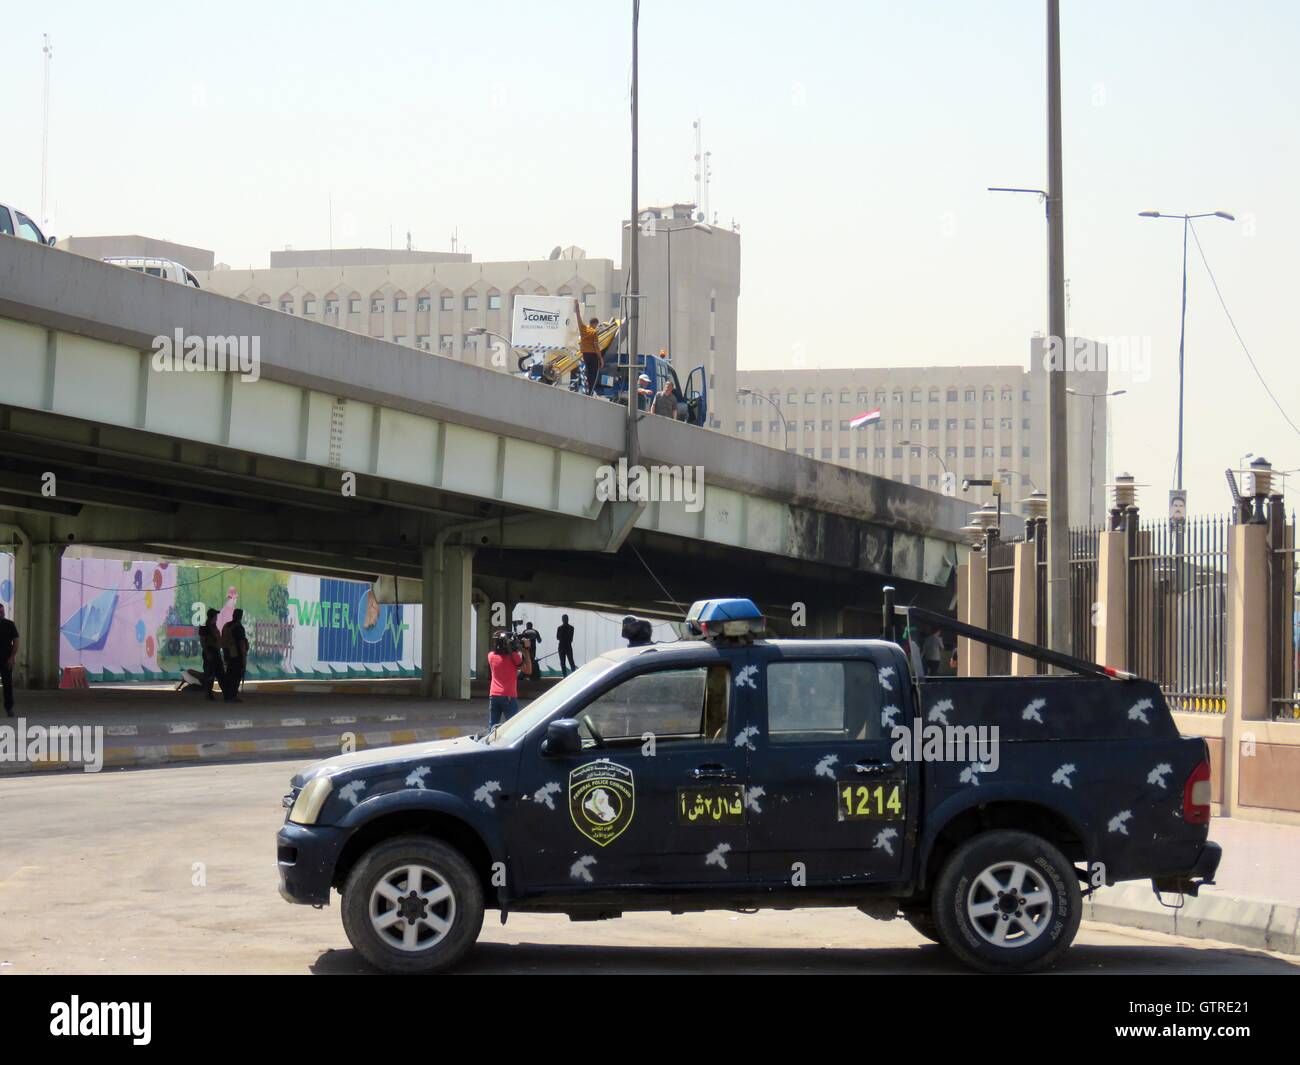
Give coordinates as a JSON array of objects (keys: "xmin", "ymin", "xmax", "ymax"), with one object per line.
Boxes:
[{"xmin": 335, "ymin": 788, "xmax": 510, "ymax": 865}]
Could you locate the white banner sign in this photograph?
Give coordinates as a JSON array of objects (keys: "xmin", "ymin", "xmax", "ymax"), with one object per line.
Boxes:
[{"xmin": 511, "ymin": 294, "xmax": 579, "ymax": 351}]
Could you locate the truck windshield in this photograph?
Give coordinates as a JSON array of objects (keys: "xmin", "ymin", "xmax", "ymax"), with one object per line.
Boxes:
[{"xmin": 481, "ymin": 656, "xmax": 619, "ymax": 746}]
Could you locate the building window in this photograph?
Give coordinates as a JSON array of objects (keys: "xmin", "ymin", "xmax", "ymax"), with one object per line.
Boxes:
[
  {"xmin": 892, "ymin": 447, "xmax": 903, "ymax": 459},
  {"xmin": 823, "ymin": 392, "xmax": 833, "ymax": 405},
  {"xmin": 928, "ymin": 419, "xmax": 940, "ymax": 431},
  {"xmin": 983, "ymin": 446, "xmax": 994, "ymax": 458},
  {"xmin": 488, "ymin": 293, "xmax": 502, "ymax": 310},
  {"xmin": 983, "ymin": 389, "xmax": 994, "ymax": 402},
  {"xmin": 928, "ymin": 474, "xmax": 939, "ymax": 487},
  {"xmin": 840, "ymin": 390, "xmax": 851, "ymax": 404},
  {"xmin": 417, "ymin": 295, "xmax": 432, "ymax": 312},
  {"xmin": 965, "ymin": 389, "xmax": 976, "ymax": 402},
  {"xmin": 1001, "ymin": 445, "xmax": 1012, "ymax": 457},
  {"xmin": 462, "ymin": 336, "xmax": 475, "ymax": 351},
  {"xmin": 804, "ymin": 448, "xmax": 814, "ymax": 457},
  {"xmin": 1023, "ymin": 389, "xmax": 1031, "ymax": 402},
  {"xmin": 965, "ymin": 418, "xmax": 976, "ymax": 430},
  {"xmin": 892, "ymin": 419, "xmax": 903, "ymax": 432},
  {"xmin": 821, "ymin": 447, "xmax": 832, "ymax": 459},
  {"xmin": 874, "ymin": 447, "xmax": 886, "ymax": 458},
  {"xmin": 751, "ymin": 422, "xmax": 762, "ymax": 432},
  {"xmin": 857, "ymin": 448, "xmax": 869, "ymax": 459},
  {"xmin": 349, "ymin": 298, "xmax": 361, "ymax": 314},
  {"xmin": 803, "ymin": 420, "xmax": 815, "ymax": 431},
  {"xmin": 946, "ymin": 389, "xmax": 958, "ymax": 402},
  {"xmin": 892, "ymin": 391, "xmax": 903, "ymax": 404},
  {"xmin": 788, "ymin": 391, "xmax": 798, "ymax": 405},
  {"xmin": 822, "ymin": 420, "xmax": 832, "ymax": 431},
  {"xmin": 805, "ymin": 391, "xmax": 816, "ymax": 404},
  {"xmin": 770, "ymin": 422, "xmax": 781, "ymax": 433},
  {"xmin": 464, "ymin": 294, "xmax": 479, "ymax": 311},
  {"xmin": 910, "ymin": 419, "xmax": 921, "ymax": 431},
  {"xmin": 910, "ymin": 389, "xmax": 921, "ymax": 403},
  {"xmin": 303, "ymin": 298, "xmax": 317, "ymax": 314},
  {"xmin": 441, "ymin": 295, "xmax": 454, "ymax": 311},
  {"xmin": 1001, "ymin": 418, "xmax": 1012, "ymax": 430},
  {"xmin": 280, "ymin": 299, "xmax": 294, "ymax": 313},
  {"xmin": 394, "ymin": 297, "xmax": 408, "ymax": 312},
  {"xmin": 839, "ymin": 420, "xmax": 850, "ymax": 431},
  {"xmin": 417, "ymin": 335, "xmax": 430, "ymax": 351},
  {"xmin": 910, "ymin": 446, "xmax": 922, "ymax": 458},
  {"xmin": 945, "ymin": 446, "xmax": 957, "ymax": 458},
  {"xmin": 1022, "ymin": 418, "xmax": 1031, "ymax": 430},
  {"xmin": 946, "ymin": 418, "xmax": 958, "ymax": 431},
  {"xmin": 325, "ymin": 298, "xmax": 339, "ymax": 315},
  {"xmin": 857, "ymin": 391, "xmax": 869, "ymax": 404},
  {"xmin": 983, "ymin": 418, "xmax": 994, "ymax": 430},
  {"xmin": 394, "ymin": 335, "xmax": 406, "ymax": 345},
  {"xmin": 1022, "ymin": 446, "xmax": 1031, "ymax": 458},
  {"xmin": 370, "ymin": 298, "xmax": 384, "ymax": 313},
  {"xmin": 929, "ymin": 390, "xmax": 939, "ymax": 403},
  {"xmin": 910, "ymin": 475, "xmax": 921, "ymax": 486},
  {"xmin": 1001, "ymin": 389, "xmax": 1012, "ymax": 402},
  {"xmin": 839, "ymin": 447, "xmax": 849, "ymax": 459},
  {"xmin": 439, "ymin": 335, "xmax": 453, "ymax": 351},
  {"xmin": 964, "ymin": 446, "xmax": 975, "ymax": 458},
  {"xmin": 736, "ymin": 422, "xmax": 746, "ymax": 433}
]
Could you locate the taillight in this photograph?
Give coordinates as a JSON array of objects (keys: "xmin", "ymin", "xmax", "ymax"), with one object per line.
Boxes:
[{"xmin": 1182, "ymin": 760, "xmax": 1212, "ymax": 824}]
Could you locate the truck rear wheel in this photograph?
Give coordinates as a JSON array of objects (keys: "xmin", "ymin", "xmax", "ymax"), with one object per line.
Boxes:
[
  {"xmin": 341, "ymin": 835, "xmax": 484, "ymax": 974},
  {"xmin": 932, "ymin": 829, "xmax": 1080, "ymax": 973}
]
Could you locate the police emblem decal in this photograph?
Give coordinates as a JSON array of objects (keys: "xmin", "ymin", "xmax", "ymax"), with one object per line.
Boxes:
[{"xmin": 568, "ymin": 760, "xmax": 635, "ymax": 847}]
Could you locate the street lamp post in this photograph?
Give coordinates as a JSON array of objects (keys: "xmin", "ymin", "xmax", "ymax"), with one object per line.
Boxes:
[
  {"xmin": 467, "ymin": 327, "xmax": 514, "ymax": 368},
  {"xmin": 738, "ymin": 388, "xmax": 789, "ymax": 442},
  {"xmin": 1065, "ymin": 387, "xmax": 1127, "ymax": 526},
  {"xmin": 997, "ymin": 467, "xmax": 1040, "ymax": 491},
  {"xmin": 899, "ymin": 440, "xmax": 950, "ymax": 490},
  {"xmin": 1137, "ymin": 209, "xmax": 1235, "ymax": 494}
]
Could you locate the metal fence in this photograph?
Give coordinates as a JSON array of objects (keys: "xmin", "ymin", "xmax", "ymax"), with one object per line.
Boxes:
[
  {"xmin": 1126, "ymin": 513, "xmax": 1229, "ymax": 714},
  {"xmin": 1069, "ymin": 525, "xmax": 1100, "ymax": 666}
]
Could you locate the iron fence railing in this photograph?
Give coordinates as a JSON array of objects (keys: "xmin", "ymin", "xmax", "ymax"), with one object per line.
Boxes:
[
  {"xmin": 1126, "ymin": 513, "xmax": 1229, "ymax": 714},
  {"xmin": 1069, "ymin": 525, "xmax": 1100, "ymax": 667},
  {"xmin": 1267, "ymin": 510, "xmax": 1298, "ymax": 721}
]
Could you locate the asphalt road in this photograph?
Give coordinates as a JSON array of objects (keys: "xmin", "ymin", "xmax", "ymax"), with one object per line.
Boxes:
[{"xmin": 1, "ymin": 760, "xmax": 1297, "ymax": 976}]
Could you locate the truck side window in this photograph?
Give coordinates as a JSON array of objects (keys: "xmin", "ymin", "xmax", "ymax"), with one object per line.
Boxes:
[
  {"xmin": 577, "ymin": 665, "xmax": 729, "ymax": 748},
  {"xmin": 0, "ymin": 208, "xmax": 13, "ymax": 236},
  {"xmin": 766, "ymin": 660, "xmax": 882, "ymax": 743}
]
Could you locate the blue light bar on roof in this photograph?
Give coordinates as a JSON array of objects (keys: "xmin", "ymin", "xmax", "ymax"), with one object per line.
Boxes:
[{"xmin": 685, "ymin": 598, "xmax": 765, "ymax": 639}]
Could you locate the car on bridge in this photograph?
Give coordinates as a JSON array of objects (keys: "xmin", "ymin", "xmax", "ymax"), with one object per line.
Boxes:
[
  {"xmin": 0, "ymin": 201, "xmax": 55, "ymax": 245},
  {"xmin": 276, "ymin": 597, "xmax": 1220, "ymax": 974},
  {"xmin": 102, "ymin": 256, "xmax": 202, "ymax": 287}
]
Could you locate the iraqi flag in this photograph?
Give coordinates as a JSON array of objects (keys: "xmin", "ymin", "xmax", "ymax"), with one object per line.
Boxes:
[{"xmin": 849, "ymin": 407, "xmax": 881, "ymax": 430}]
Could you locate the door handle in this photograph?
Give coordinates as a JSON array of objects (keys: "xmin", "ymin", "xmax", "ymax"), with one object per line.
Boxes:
[
  {"xmin": 690, "ymin": 764, "xmax": 736, "ymax": 781},
  {"xmin": 852, "ymin": 761, "xmax": 892, "ymax": 776}
]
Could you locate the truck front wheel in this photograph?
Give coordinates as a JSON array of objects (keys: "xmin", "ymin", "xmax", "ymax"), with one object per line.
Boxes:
[
  {"xmin": 341, "ymin": 835, "xmax": 485, "ymax": 974},
  {"xmin": 932, "ymin": 829, "xmax": 1080, "ymax": 973}
]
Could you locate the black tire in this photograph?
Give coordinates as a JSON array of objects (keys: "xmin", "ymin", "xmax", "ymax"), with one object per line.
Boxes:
[
  {"xmin": 902, "ymin": 910, "xmax": 943, "ymax": 945},
  {"xmin": 341, "ymin": 835, "xmax": 484, "ymax": 974},
  {"xmin": 932, "ymin": 829, "xmax": 1080, "ymax": 973}
]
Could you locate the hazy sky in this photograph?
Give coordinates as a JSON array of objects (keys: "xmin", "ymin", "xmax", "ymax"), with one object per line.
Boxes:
[{"xmin": 5, "ymin": 0, "xmax": 1297, "ymax": 519}]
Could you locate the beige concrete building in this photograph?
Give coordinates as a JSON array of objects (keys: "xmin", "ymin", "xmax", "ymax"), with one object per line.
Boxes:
[{"xmin": 735, "ymin": 341, "xmax": 1112, "ymax": 524}]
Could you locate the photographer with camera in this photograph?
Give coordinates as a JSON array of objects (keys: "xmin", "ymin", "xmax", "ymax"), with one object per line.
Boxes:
[{"xmin": 487, "ymin": 629, "xmax": 524, "ymax": 727}]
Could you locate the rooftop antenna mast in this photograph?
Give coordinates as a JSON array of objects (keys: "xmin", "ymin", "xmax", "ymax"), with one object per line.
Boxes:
[
  {"xmin": 692, "ymin": 118, "xmax": 712, "ymax": 222},
  {"xmin": 41, "ymin": 34, "xmax": 53, "ymax": 227}
]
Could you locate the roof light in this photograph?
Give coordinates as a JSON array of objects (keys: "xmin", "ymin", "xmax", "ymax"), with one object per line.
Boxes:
[{"xmin": 685, "ymin": 598, "xmax": 765, "ymax": 640}]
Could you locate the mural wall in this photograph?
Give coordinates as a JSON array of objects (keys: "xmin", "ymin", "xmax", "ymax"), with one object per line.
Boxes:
[{"xmin": 0, "ymin": 552, "xmax": 420, "ymax": 682}]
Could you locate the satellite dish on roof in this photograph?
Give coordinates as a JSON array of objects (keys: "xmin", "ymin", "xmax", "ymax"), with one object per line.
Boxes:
[{"xmin": 548, "ymin": 246, "xmax": 562, "ymax": 261}]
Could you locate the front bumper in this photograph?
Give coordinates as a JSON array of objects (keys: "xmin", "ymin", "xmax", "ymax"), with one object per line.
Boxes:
[
  {"xmin": 1152, "ymin": 840, "xmax": 1222, "ymax": 897},
  {"xmin": 277, "ymin": 822, "xmax": 348, "ymax": 906}
]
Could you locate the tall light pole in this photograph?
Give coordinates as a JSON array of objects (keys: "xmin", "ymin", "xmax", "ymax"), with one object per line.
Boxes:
[
  {"xmin": 738, "ymin": 388, "xmax": 789, "ymax": 440},
  {"xmin": 899, "ymin": 440, "xmax": 950, "ymax": 475},
  {"xmin": 1137, "ymin": 209, "xmax": 1235, "ymax": 495},
  {"xmin": 627, "ymin": 0, "xmax": 641, "ymax": 469},
  {"xmin": 1066, "ymin": 387, "xmax": 1126, "ymax": 525}
]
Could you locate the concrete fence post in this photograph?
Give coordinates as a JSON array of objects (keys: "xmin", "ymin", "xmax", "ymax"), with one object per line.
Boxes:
[
  {"xmin": 961, "ymin": 550, "xmax": 988, "ymax": 677},
  {"xmin": 1224, "ymin": 522, "xmax": 1270, "ymax": 816},
  {"xmin": 1095, "ymin": 530, "xmax": 1127, "ymax": 670},
  {"xmin": 1010, "ymin": 541, "xmax": 1037, "ymax": 675}
]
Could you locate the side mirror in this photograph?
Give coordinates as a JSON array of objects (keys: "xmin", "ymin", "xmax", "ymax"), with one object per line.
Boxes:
[
  {"xmin": 47, "ymin": 236, "xmax": 58, "ymax": 246},
  {"xmin": 541, "ymin": 718, "xmax": 582, "ymax": 757}
]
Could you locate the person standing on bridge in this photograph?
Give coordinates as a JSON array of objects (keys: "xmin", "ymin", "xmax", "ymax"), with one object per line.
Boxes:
[
  {"xmin": 652, "ymin": 378, "xmax": 679, "ymax": 419},
  {"xmin": 199, "ymin": 607, "xmax": 231, "ymax": 702},
  {"xmin": 556, "ymin": 614, "xmax": 577, "ymax": 676},
  {"xmin": 221, "ymin": 608, "xmax": 249, "ymax": 701},
  {"xmin": 574, "ymin": 299, "xmax": 602, "ymax": 395},
  {"xmin": 0, "ymin": 604, "xmax": 18, "ymax": 718}
]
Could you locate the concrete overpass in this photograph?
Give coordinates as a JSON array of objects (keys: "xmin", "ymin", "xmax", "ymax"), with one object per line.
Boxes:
[{"xmin": 0, "ymin": 238, "xmax": 976, "ymax": 697}]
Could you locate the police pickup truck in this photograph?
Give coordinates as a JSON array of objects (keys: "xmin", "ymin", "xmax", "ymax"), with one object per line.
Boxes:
[{"xmin": 277, "ymin": 597, "xmax": 1220, "ymax": 974}]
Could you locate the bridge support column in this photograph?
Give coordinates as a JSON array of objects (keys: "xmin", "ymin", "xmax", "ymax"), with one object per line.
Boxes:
[
  {"xmin": 472, "ymin": 588, "xmax": 492, "ymax": 690},
  {"xmin": 18, "ymin": 541, "xmax": 64, "ymax": 690},
  {"xmin": 420, "ymin": 542, "xmax": 474, "ymax": 701}
]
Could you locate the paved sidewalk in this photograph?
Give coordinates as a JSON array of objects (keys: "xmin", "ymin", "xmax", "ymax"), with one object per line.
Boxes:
[
  {"xmin": 0, "ymin": 686, "xmax": 515, "ymax": 774},
  {"xmin": 1085, "ymin": 816, "xmax": 1300, "ymax": 954}
]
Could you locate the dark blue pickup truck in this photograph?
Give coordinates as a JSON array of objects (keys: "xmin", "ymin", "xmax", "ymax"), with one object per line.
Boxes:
[{"xmin": 277, "ymin": 598, "xmax": 1220, "ymax": 974}]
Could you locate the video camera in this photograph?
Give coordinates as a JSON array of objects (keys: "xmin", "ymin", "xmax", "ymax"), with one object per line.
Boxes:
[{"xmin": 492, "ymin": 628, "xmax": 522, "ymax": 655}]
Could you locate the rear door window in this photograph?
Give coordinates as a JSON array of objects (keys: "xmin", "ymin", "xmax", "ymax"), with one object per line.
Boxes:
[
  {"xmin": 765, "ymin": 659, "xmax": 884, "ymax": 743},
  {"xmin": 0, "ymin": 208, "xmax": 13, "ymax": 236}
]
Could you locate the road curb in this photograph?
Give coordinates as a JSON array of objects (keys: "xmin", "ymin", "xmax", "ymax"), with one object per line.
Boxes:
[
  {"xmin": 1084, "ymin": 881, "xmax": 1300, "ymax": 955},
  {"xmin": 0, "ymin": 726, "xmax": 473, "ymax": 776}
]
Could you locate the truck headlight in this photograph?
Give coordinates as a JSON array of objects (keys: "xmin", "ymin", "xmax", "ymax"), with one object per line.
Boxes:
[{"xmin": 289, "ymin": 776, "xmax": 333, "ymax": 825}]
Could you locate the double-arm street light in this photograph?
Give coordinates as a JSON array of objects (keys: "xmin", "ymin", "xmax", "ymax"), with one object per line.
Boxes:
[
  {"xmin": 1065, "ymin": 387, "xmax": 1127, "ymax": 526},
  {"xmin": 1137, "ymin": 209, "xmax": 1235, "ymax": 495}
]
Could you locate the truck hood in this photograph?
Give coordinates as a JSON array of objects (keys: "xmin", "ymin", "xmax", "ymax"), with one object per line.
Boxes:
[{"xmin": 290, "ymin": 734, "xmax": 480, "ymax": 788}]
